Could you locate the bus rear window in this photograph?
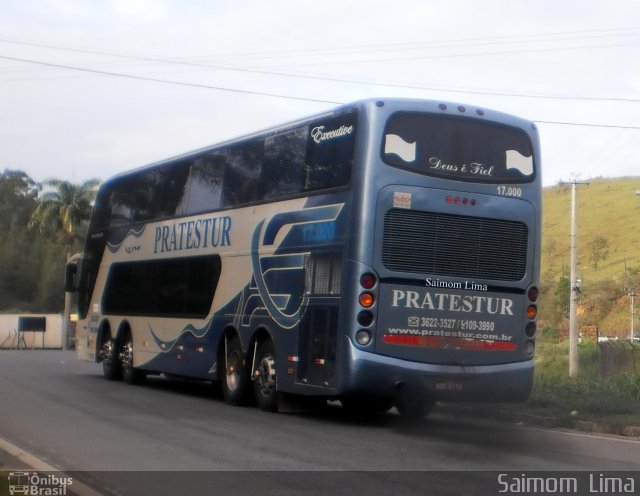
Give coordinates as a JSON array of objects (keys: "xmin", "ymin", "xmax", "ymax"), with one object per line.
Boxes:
[{"xmin": 382, "ymin": 112, "xmax": 535, "ymax": 183}]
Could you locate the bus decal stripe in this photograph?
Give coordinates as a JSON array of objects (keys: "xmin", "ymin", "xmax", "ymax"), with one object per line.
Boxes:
[
  {"xmin": 148, "ymin": 321, "xmax": 211, "ymax": 352},
  {"xmin": 262, "ymin": 205, "xmax": 343, "ymax": 246},
  {"xmin": 382, "ymin": 334, "xmax": 517, "ymax": 351},
  {"xmin": 251, "ymin": 220, "xmax": 308, "ymax": 329},
  {"xmin": 106, "ymin": 226, "xmax": 146, "ymax": 253}
]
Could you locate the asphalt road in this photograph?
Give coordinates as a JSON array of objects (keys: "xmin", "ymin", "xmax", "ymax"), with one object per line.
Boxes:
[{"xmin": 1, "ymin": 350, "xmax": 639, "ymax": 495}]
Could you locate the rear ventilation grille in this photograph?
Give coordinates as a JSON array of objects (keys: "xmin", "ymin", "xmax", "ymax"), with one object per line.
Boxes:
[
  {"xmin": 382, "ymin": 208, "xmax": 528, "ymax": 281},
  {"xmin": 297, "ymin": 306, "xmax": 338, "ymax": 387}
]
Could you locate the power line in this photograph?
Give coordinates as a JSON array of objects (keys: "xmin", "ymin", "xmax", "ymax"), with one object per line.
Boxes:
[
  {"xmin": 3, "ymin": 53, "xmax": 640, "ymax": 131},
  {"xmin": 2, "ymin": 54, "xmax": 640, "ymax": 131},
  {"xmin": 534, "ymin": 120, "xmax": 640, "ymax": 130},
  {"xmin": 0, "ymin": 54, "xmax": 340, "ymax": 105},
  {"xmin": 1, "ymin": 36, "xmax": 639, "ymax": 105},
  {"xmin": 4, "ymin": 26, "xmax": 639, "ymax": 66},
  {"xmin": 287, "ymin": 42, "xmax": 640, "ymax": 67},
  {"xmin": 181, "ymin": 26, "xmax": 640, "ymax": 63}
]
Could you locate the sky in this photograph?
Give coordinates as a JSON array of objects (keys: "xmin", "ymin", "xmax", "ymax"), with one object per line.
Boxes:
[{"xmin": 0, "ymin": 0, "xmax": 639, "ymax": 188}]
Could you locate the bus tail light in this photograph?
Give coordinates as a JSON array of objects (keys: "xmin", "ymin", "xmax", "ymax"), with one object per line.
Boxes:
[
  {"xmin": 524, "ymin": 286, "xmax": 538, "ymax": 355},
  {"xmin": 356, "ymin": 272, "xmax": 377, "ymax": 345},
  {"xmin": 356, "ymin": 330, "xmax": 372, "ymax": 345},
  {"xmin": 525, "ymin": 322, "xmax": 536, "ymax": 338},
  {"xmin": 523, "ymin": 341, "xmax": 535, "ymax": 356},
  {"xmin": 357, "ymin": 311, "xmax": 374, "ymax": 327},
  {"xmin": 360, "ymin": 273, "xmax": 377, "ymax": 289},
  {"xmin": 526, "ymin": 287, "xmax": 539, "ymax": 320},
  {"xmin": 359, "ymin": 292, "xmax": 374, "ymax": 308},
  {"xmin": 526, "ymin": 305, "xmax": 537, "ymax": 320}
]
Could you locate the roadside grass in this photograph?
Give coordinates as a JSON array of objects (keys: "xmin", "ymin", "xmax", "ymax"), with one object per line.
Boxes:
[
  {"xmin": 521, "ymin": 339, "xmax": 640, "ymax": 430},
  {"xmin": 443, "ymin": 337, "xmax": 640, "ymax": 434}
]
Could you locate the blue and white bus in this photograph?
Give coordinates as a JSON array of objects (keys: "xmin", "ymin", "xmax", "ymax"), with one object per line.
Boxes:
[{"xmin": 69, "ymin": 98, "xmax": 541, "ymax": 417}]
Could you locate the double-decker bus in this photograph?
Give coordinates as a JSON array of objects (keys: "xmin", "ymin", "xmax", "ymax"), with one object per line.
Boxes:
[{"xmin": 68, "ymin": 98, "xmax": 541, "ymax": 417}]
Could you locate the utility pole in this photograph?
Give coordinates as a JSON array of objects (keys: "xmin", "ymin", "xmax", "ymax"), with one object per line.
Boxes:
[
  {"xmin": 630, "ymin": 290, "xmax": 638, "ymax": 341},
  {"xmin": 560, "ymin": 179, "xmax": 589, "ymax": 377}
]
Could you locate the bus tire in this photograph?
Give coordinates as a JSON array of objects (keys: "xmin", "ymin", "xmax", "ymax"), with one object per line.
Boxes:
[
  {"xmin": 396, "ymin": 398, "xmax": 435, "ymax": 420},
  {"xmin": 220, "ymin": 334, "xmax": 252, "ymax": 406},
  {"xmin": 100, "ymin": 336, "xmax": 122, "ymax": 381},
  {"xmin": 253, "ymin": 339, "xmax": 278, "ymax": 412},
  {"xmin": 119, "ymin": 331, "xmax": 143, "ymax": 385},
  {"xmin": 395, "ymin": 382, "xmax": 435, "ymax": 419},
  {"xmin": 340, "ymin": 396, "xmax": 393, "ymax": 415}
]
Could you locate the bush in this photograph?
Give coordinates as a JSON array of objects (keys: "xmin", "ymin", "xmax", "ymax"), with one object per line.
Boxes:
[
  {"xmin": 530, "ymin": 340, "xmax": 640, "ymax": 417},
  {"xmin": 531, "ymin": 374, "xmax": 640, "ymax": 415}
]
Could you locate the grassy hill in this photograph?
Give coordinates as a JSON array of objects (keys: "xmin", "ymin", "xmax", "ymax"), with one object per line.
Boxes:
[{"xmin": 540, "ymin": 176, "xmax": 640, "ymax": 336}]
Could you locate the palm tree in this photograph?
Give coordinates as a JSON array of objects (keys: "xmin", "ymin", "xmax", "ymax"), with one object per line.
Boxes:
[
  {"xmin": 29, "ymin": 178, "xmax": 100, "ymax": 258},
  {"xmin": 30, "ymin": 178, "xmax": 100, "ymax": 349}
]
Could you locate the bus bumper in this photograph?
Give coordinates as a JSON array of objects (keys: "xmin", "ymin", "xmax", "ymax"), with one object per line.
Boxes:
[{"xmin": 340, "ymin": 337, "xmax": 534, "ymax": 403}]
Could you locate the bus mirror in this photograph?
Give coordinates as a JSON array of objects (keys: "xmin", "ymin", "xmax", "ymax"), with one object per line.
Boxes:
[{"xmin": 65, "ymin": 254, "xmax": 83, "ymax": 292}]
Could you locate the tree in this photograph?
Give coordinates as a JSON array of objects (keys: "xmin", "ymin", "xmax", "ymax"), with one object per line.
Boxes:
[
  {"xmin": 29, "ymin": 179, "xmax": 100, "ymax": 259},
  {"xmin": 588, "ymin": 235, "xmax": 610, "ymax": 270},
  {"xmin": 29, "ymin": 178, "xmax": 100, "ymax": 349},
  {"xmin": 0, "ymin": 169, "xmax": 39, "ymax": 231},
  {"xmin": 0, "ymin": 170, "xmax": 43, "ymax": 311}
]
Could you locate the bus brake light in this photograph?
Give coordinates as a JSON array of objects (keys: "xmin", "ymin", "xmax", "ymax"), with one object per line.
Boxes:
[
  {"xmin": 360, "ymin": 273, "xmax": 377, "ymax": 289},
  {"xmin": 446, "ymin": 196, "xmax": 477, "ymax": 206}
]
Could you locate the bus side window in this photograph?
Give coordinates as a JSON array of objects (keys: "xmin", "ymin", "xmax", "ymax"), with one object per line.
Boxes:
[
  {"xmin": 103, "ymin": 255, "xmax": 221, "ymax": 318},
  {"xmin": 262, "ymin": 127, "xmax": 307, "ymax": 201},
  {"xmin": 222, "ymin": 142, "xmax": 262, "ymax": 207},
  {"xmin": 176, "ymin": 156, "xmax": 224, "ymax": 215},
  {"xmin": 304, "ymin": 114, "xmax": 356, "ymax": 192},
  {"xmin": 108, "ymin": 164, "xmax": 189, "ymax": 223}
]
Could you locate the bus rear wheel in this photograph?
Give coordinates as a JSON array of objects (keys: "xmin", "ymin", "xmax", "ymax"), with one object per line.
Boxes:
[
  {"xmin": 253, "ymin": 340, "xmax": 278, "ymax": 412},
  {"xmin": 340, "ymin": 396, "xmax": 393, "ymax": 415},
  {"xmin": 395, "ymin": 382, "xmax": 436, "ymax": 419},
  {"xmin": 220, "ymin": 334, "xmax": 252, "ymax": 405},
  {"xmin": 119, "ymin": 331, "xmax": 143, "ymax": 384},
  {"xmin": 99, "ymin": 337, "xmax": 121, "ymax": 381}
]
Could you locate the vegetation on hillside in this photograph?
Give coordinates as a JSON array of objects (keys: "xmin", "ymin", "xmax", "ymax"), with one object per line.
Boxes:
[{"xmin": 540, "ymin": 177, "xmax": 640, "ymax": 339}]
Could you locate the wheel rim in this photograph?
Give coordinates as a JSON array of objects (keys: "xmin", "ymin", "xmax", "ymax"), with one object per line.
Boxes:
[
  {"xmin": 226, "ymin": 349, "xmax": 242, "ymax": 392},
  {"xmin": 255, "ymin": 353, "xmax": 276, "ymax": 398},
  {"xmin": 99, "ymin": 340, "xmax": 113, "ymax": 363},
  {"xmin": 119, "ymin": 339, "xmax": 133, "ymax": 369}
]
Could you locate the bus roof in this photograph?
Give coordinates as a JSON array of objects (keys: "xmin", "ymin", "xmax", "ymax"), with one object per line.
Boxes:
[{"xmin": 100, "ymin": 97, "xmax": 536, "ymax": 188}]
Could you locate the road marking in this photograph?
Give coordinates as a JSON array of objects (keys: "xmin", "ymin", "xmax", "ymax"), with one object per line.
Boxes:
[
  {"xmin": 0, "ymin": 436, "xmax": 104, "ymax": 496},
  {"xmin": 534, "ymin": 426, "xmax": 640, "ymax": 444}
]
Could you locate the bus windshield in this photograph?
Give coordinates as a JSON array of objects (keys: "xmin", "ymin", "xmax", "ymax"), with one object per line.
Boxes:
[{"xmin": 382, "ymin": 112, "xmax": 535, "ymax": 184}]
